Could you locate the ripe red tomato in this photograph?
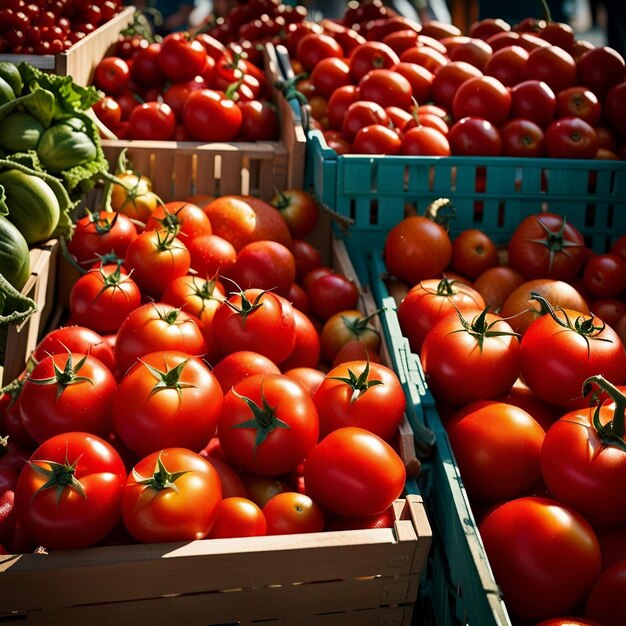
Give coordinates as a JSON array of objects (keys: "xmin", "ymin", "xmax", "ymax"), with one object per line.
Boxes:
[
  {"xmin": 384, "ymin": 215, "xmax": 453, "ymax": 286},
  {"xmin": 400, "ymin": 125, "xmax": 450, "ymax": 156},
  {"xmin": 391, "ymin": 61, "xmax": 434, "ymax": 105},
  {"xmin": 447, "ymin": 400, "xmax": 546, "ymax": 503},
  {"xmin": 510, "ymin": 79, "xmax": 557, "ymax": 128},
  {"xmin": 520, "ymin": 304, "xmax": 626, "ymax": 410},
  {"xmin": 524, "ymin": 44, "xmax": 577, "ymax": 93},
  {"xmin": 270, "ymin": 189, "xmax": 319, "ymax": 240},
  {"xmin": 507, "ymin": 213, "xmax": 586, "ymax": 281},
  {"xmin": 310, "ymin": 56, "xmax": 353, "ymax": 99},
  {"xmin": 583, "ymin": 253, "xmax": 626, "ymax": 298},
  {"xmin": 263, "ymin": 492, "xmax": 325, "ymax": 535},
  {"xmin": 483, "ymin": 45, "xmax": 529, "ymax": 87},
  {"xmin": 303, "ymin": 426, "xmax": 406, "ymax": 518},
  {"xmin": 576, "ymin": 45, "xmax": 626, "ymax": 98},
  {"xmin": 93, "ymin": 56, "xmax": 130, "ymax": 95},
  {"xmin": 420, "ymin": 308, "xmax": 521, "ymax": 407},
  {"xmin": 469, "ymin": 17, "xmax": 511, "ymax": 41},
  {"xmin": 182, "ymin": 89, "xmax": 242, "ymax": 142},
  {"xmin": 341, "ymin": 100, "xmax": 390, "ymax": 142},
  {"xmin": 349, "ymin": 41, "xmax": 400, "ymax": 82},
  {"xmin": 313, "ymin": 360, "xmax": 405, "ymax": 442},
  {"xmin": 479, "ymin": 497, "xmax": 601, "ymax": 621},
  {"xmin": 556, "ymin": 86, "xmax": 601, "ymax": 127},
  {"xmin": 122, "ymin": 447, "xmax": 222, "ymax": 543},
  {"xmin": 279, "ymin": 307, "xmax": 321, "ymax": 370},
  {"xmin": 113, "ymin": 351, "xmax": 223, "ymax": 458},
  {"xmin": 306, "ymin": 270, "xmax": 359, "ymax": 320},
  {"xmin": 92, "ymin": 95, "xmax": 122, "ymax": 130},
  {"xmin": 217, "ymin": 373, "xmax": 319, "ymax": 477},
  {"xmin": 144, "ymin": 200, "xmax": 212, "ymax": 242},
  {"xmin": 211, "ymin": 350, "xmax": 281, "ymax": 395},
  {"xmin": 326, "ymin": 85, "xmax": 360, "ymax": 131},
  {"xmin": 400, "ymin": 45, "xmax": 448, "ymax": 73},
  {"xmin": 297, "ymin": 32, "xmax": 343, "ymax": 72},
  {"xmin": 162, "ymin": 77, "xmax": 207, "ymax": 123},
  {"xmin": 452, "ymin": 75, "xmax": 511, "ymax": 126},
  {"xmin": 447, "ymin": 36, "xmax": 493, "ymax": 72},
  {"xmin": 128, "ymin": 101, "xmax": 176, "ymax": 140},
  {"xmin": 352, "ymin": 124, "xmax": 402, "ymax": 155},
  {"xmin": 357, "ymin": 68, "xmax": 413, "ymax": 110},
  {"xmin": 500, "ymin": 118, "xmax": 545, "ymax": 157},
  {"xmin": 431, "ymin": 60, "xmax": 483, "ymax": 110},
  {"xmin": 603, "ymin": 80, "xmax": 626, "ymax": 142},
  {"xmin": 208, "ymin": 496, "xmax": 267, "ymax": 538},
  {"xmin": 544, "ymin": 116, "xmax": 599, "ymax": 159},
  {"xmin": 448, "ymin": 116, "xmax": 502, "ymax": 156},
  {"xmin": 158, "ymin": 32, "xmax": 208, "ymax": 82},
  {"xmin": 188, "ymin": 234, "xmax": 237, "ymax": 279},
  {"xmin": 449, "ymin": 228, "xmax": 500, "ymax": 279},
  {"xmin": 585, "ymin": 559, "xmax": 626, "ymax": 626},
  {"xmin": 237, "ymin": 99, "xmax": 279, "ymax": 141}
]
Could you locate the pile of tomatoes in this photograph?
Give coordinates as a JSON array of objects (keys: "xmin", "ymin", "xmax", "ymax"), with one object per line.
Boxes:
[
  {"xmin": 91, "ymin": 31, "xmax": 281, "ymax": 142},
  {"xmin": 0, "ymin": 177, "xmax": 413, "ymax": 554},
  {"xmin": 0, "ymin": 0, "xmax": 125, "ymax": 54},
  {"xmin": 286, "ymin": 0, "xmax": 625, "ymax": 158},
  {"xmin": 384, "ymin": 210, "xmax": 626, "ymax": 625}
]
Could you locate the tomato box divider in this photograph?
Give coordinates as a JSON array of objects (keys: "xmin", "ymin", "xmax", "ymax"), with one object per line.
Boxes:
[{"xmin": 0, "ymin": 7, "xmax": 136, "ymax": 87}]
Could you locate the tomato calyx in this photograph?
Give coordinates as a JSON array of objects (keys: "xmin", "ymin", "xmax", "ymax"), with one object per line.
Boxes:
[
  {"xmin": 340, "ymin": 308, "xmax": 383, "ymax": 340},
  {"xmin": 451, "ymin": 306, "xmax": 519, "ymax": 352},
  {"xmin": 132, "ymin": 453, "xmax": 190, "ymax": 493},
  {"xmin": 525, "ymin": 216, "xmax": 585, "ymax": 274},
  {"xmin": 29, "ymin": 455, "xmax": 87, "ymax": 503},
  {"xmin": 26, "ymin": 354, "xmax": 93, "ymax": 398},
  {"xmin": 423, "ymin": 275, "xmax": 465, "ymax": 297},
  {"xmin": 328, "ymin": 359, "xmax": 383, "ymax": 404},
  {"xmin": 583, "ymin": 375, "xmax": 626, "ymax": 451},
  {"xmin": 148, "ymin": 204, "xmax": 192, "ymax": 236},
  {"xmin": 153, "ymin": 227, "xmax": 182, "ymax": 251},
  {"xmin": 231, "ymin": 387, "xmax": 290, "ymax": 451},
  {"xmin": 224, "ymin": 288, "xmax": 265, "ymax": 326},
  {"xmin": 275, "ymin": 74, "xmax": 309, "ymax": 107},
  {"xmin": 530, "ymin": 293, "xmax": 612, "ymax": 357},
  {"xmin": 141, "ymin": 356, "xmax": 197, "ymax": 399}
]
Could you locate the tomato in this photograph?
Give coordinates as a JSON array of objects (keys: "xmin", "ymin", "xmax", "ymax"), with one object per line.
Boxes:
[
  {"xmin": 14, "ymin": 432, "xmax": 126, "ymax": 549},
  {"xmin": 448, "ymin": 117, "xmax": 502, "ymax": 156},
  {"xmin": 500, "ymin": 118, "xmax": 545, "ymax": 157},
  {"xmin": 305, "ymin": 271, "xmax": 360, "ymax": 321},
  {"xmin": 507, "ymin": 213, "xmax": 586, "ymax": 281},
  {"xmin": 431, "ymin": 60, "xmax": 483, "ymax": 111},
  {"xmin": 19, "ymin": 352, "xmax": 117, "ymax": 444},
  {"xmin": 211, "ymin": 350, "xmax": 281, "ymax": 395},
  {"xmin": 524, "ymin": 44, "xmax": 577, "ymax": 93},
  {"xmin": 237, "ymin": 99, "xmax": 279, "ymax": 141},
  {"xmin": 577, "ymin": 45, "xmax": 626, "ymax": 99},
  {"xmin": 188, "ymin": 234, "xmax": 237, "ymax": 279},
  {"xmin": 113, "ymin": 351, "xmax": 223, "ymax": 458},
  {"xmin": 391, "ymin": 62, "xmax": 434, "ymax": 104},
  {"xmin": 452, "ymin": 75, "xmax": 511, "ymax": 126},
  {"xmin": 262, "ymin": 491, "xmax": 324, "ymax": 535},
  {"xmin": 473, "ymin": 266, "xmax": 526, "ymax": 314},
  {"xmin": 144, "ymin": 200, "xmax": 212, "ymax": 242},
  {"xmin": 447, "ymin": 400, "xmax": 545, "ymax": 503},
  {"xmin": 510, "ymin": 79, "xmax": 557, "ymax": 128},
  {"xmin": 384, "ymin": 216, "xmax": 452, "ymax": 286},
  {"xmin": 208, "ymin": 496, "xmax": 267, "ymax": 538},
  {"xmin": 203, "ymin": 456, "xmax": 246, "ymax": 499},
  {"xmin": 449, "ymin": 228, "xmax": 499, "ymax": 279},
  {"xmin": 399, "ymin": 45, "xmax": 447, "ymax": 74},
  {"xmin": 479, "ymin": 497, "xmax": 601, "ymax": 621},
  {"xmin": 469, "ymin": 17, "xmax": 511, "ymax": 41},
  {"xmin": 182, "ymin": 89, "xmax": 242, "ymax": 142},
  {"xmin": 93, "ymin": 56, "xmax": 130, "ymax": 95},
  {"xmin": 585, "ymin": 558, "xmax": 626, "ymax": 626},
  {"xmin": 303, "ymin": 427, "xmax": 406, "ymax": 518},
  {"xmin": 128, "ymin": 101, "xmax": 176, "ymax": 141},
  {"xmin": 161, "ymin": 77, "xmax": 208, "ymax": 123},
  {"xmin": 109, "ymin": 170, "xmax": 157, "ymax": 223},
  {"xmin": 270, "ymin": 189, "xmax": 318, "ymax": 240},
  {"xmin": 296, "ymin": 32, "xmax": 343, "ymax": 72},
  {"xmin": 400, "ymin": 125, "xmax": 450, "ymax": 156},
  {"xmin": 352, "ymin": 124, "xmax": 401, "ymax": 155},
  {"xmin": 217, "ymin": 373, "xmax": 319, "ymax": 477},
  {"xmin": 122, "ymin": 447, "xmax": 221, "ymax": 543},
  {"xmin": 158, "ymin": 32, "xmax": 207, "ymax": 82},
  {"xmin": 114, "ymin": 303, "xmax": 207, "ymax": 376},
  {"xmin": 313, "ymin": 360, "xmax": 405, "ymax": 442},
  {"xmin": 341, "ymin": 100, "xmax": 390, "ymax": 142},
  {"xmin": 211, "ymin": 288, "xmax": 296, "ymax": 365},
  {"xmin": 357, "ymin": 68, "xmax": 413, "ymax": 111},
  {"xmin": 555, "ymin": 86, "xmax": 601, "ymax": 127},
  {"xmin": 68, "ymin": 211, "xmax": 138, "ymax": 268},
  {"xmin": 92, "ymin": 95, "xmax": 122, "ymax": 131},
  {"xmin": 326, "ymin": 85, "xmax": 360, "ymax": 131},
  {"xmin": 124, "ymin": 229, "xmax": 191, "ymax": 297},
  {"xmin": 604, "ymin": 80, "xmax": 626, "ymax": 142},
  {"xmin": 447, "ymin": 37, "xmax": 493, "ymax": 72},
  {"xmin": 520, "ymin": 302, "xmax": 626, "ymax": 410},
  {"xmin": 33, "ymin": 326, "xmax": 117, "ymax": 374},
  {"xmin": 309, "ymin": 56, "xmax": 353, "ymax": 100},
  {"xmin": 348, "ymin": 41, "xmax": 400, "ymax": 82},
  {"xmin": 397, "ymin": 277, "xmax": 486, "ymax": 353},
  {"xmin": 319, "ymin": 308, "xmax": 381, "ymax": 365},
  {"xmin": 583, "ymin": 253, "xmax": 626, "ymax": 299},
  {"xmin": 203, "ymin": 195, "xmax": 292, "ymax": 252},
  {"xmin": 279, "ymin": 308, "xmax": 321, "ymax": 371},
  {"xmin": 130, "ymin": 43, "xmax": 165, "ymax": 87},
  {"xmin": 545, "ymin": 116, "xmax": 599, "ymax": 159},
  {"xmin": 483, "ymin": 45, "xmax": 529, "ymax": 87},
  {"xmin": 160, "ymin": 274, "xmax": 225, "ymax": 329}
]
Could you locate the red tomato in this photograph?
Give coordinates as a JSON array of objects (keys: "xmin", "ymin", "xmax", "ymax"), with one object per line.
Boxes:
[
  {"xmin": 270, "ymin": 189, "xmax": 319, "ymax": 240},
  {"xmin": 520, "ymin": 303, "xmax": 626, "ymax": 410},
  {"xmin": 113, "ymin": 352, "xmax": 223, "ymax": 458},
  {"xmin": 352, "ymin": 124, "xmax": 402, "ymax": 155},
  {"xmin": 420, "ymin": 308, "xmax": 521, "ymax": 407},
  {"xmin": 144, "ymin": 200, "xmax": 212, "ymax": 242},
  {"xmin": 237, "ymin": 99, "xmax": 279, "ymax": 141},
  {"xmin": 188, "ymin": 234, "xmax": 237, "ymax": 279},
  {"xmin": 450, "ymin": 228, "xmax": 500, "ymax": 279},
  {"xmin": 211, "ymin": 288, "xmax": 296, "ymax": 365},
  {"xmin": 341, "ymin": 100, "xmax": 390, "ymax": 142},
  {"xmin": 279, "ymin": 308, "xmax": 321, "ymax": 371},
  {"xmin": 483, "ymin": 45, "xmax": 529, "ymax": 87},
  {"xmin": 431, "ymin": 60, "xmax": 483, "ymax": 110},
  {"xmin": 447, "ymin": 36, "xmax": 493, "ymax": 72},
  {"xmin": 447, "ymin": 400, "xmax": 545, "ymax": 503},
  {"xmin": 510, "ymin": 79, "xmax": 557, "ymax": 128},
  {"xmin": 348, "ymin": 41, "xmax": 400, "ymax": 82},
  {"xmin": 384, "ymin": 216, "xmax": 453, "ymax": 286},
  {"xmin": 296, "ymin": 32, "xmax": 343, "ymax": 72},
  {"xmin": 507, "ymin": 213, "xmax": 586, "ymax": 281},
  {"xmin": 603, "ymin": 80, "xmax": 626, "ymax": 142},
  {"xmin": 469, "ymin": 17, "xmax": 511, "ymax": 41},
  {"xmin": 400, "ymin": 125, "xmax": 450, "ymax": 156},
  {"xmin": 397, "ymin": 277, "xmax": 486, "ymax": 352},
  {"xmin": 93, "ymin": 56, "xmax": 130, "ymax": 95},
  {"xmin": 208, "ymin": 496, "xmax": 267, "ymax": 538},
  {"xmin": 576, "ymin": 45, "xmax": 626, "ymax": 99},
  {"xmin": 448, "ymin": 116, "xmax": 502, "ymax": 156},
  {"xmin": 122, "ymin": 447, "xmax": 222, "ymax": 543},
  {"xmin": 211, "ymin": 350, "xmax": 281, "ymax": 395},
  {"xmin": 14, "ymin": 432, "xmax": 125, "ymax": 550},
  {"xmin": 357, "ymin": 68, "xmax": 413, "ymax": 110},
  {"xmin": 182, "ymin": 89, "xmax": 242, "ymax": 142},
  {"xmin": 160, "ymin": 274, "xmax": 225, "ymax": 327},
  {"xmin": 500, "ymin": 118, "xmax": 545, "ymax": 157},
  {"xmin": 217, "ymin": 373, "xmax": 319, "ymax": 477},
  {"xmin": 92, "ymin": 95, "xmax": 122, "ymax": 130},
  {"xmin": 162, "ymin": 77, "xmax": 208, "ymax": 123},
  {"xmin": 524, "ymin": 44, "xmax": 577, "ymax": 93},
  {"xmin": 556, "ymin": 86, "xmax": 601, "ymax": 127},
  {"xmin": 263, "ymin": 492, "xmax": 324, "ymax": 535},
  {"xmin": 545, "ymin": 116, "xmax": 599, "ymax": 159},
  {"xmin": 128, "ymin": 101, "xmax": 175, "ymax": 140},
  {"xmin": 585, "ymin": 559, "xmax": 626, "ymax": 626},
  {"xmin": 326, "ymin": 84, "xmax": 360, "ymax": 131},
  {"xmin": 303, "ymin": 426, "xmax": 406, "ymax": 518},
  {"xmin": 583, "ymin": 253, "xmax": 626, "ymax": 298},
  {"xmin": 305, "ymin": 271, "xmax": 359, "ymax": 321},
  {"xmin": 313, "ymin": 360, "xmax": 405, "ymax": 442},
  {"xmin": 158, "ymin": 31, "xmax": 208, "ymax": 82},
  {"xmin": 399, "ymin": 45, "xmax": 448, "ymax": 73},
  {"xmin": 479, "ymin": 497, "xmax": 601, "ymax": 621},
  {"xmin": 310, "ymin": 56, "xmax": 353, "ymax": 99},
  {"xmin": 391, "ymin": 61, "xmax": 434, "ymax": 104}
]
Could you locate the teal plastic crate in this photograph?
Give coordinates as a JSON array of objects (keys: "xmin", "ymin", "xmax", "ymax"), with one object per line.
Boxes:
[
  {"xmin": 305, "ymin": 130, "xmax": 626, "ymax": 285},
  {"xmin": 370, "ymin": 254, "xmax": 512, "ymax": 626}
]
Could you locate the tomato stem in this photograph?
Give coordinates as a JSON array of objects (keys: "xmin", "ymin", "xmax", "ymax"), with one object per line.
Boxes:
[
  {"xmin": 132, "ymin": 453, "xmax": 190, "ymax": 492},
  {"xmin": 328, "ymin": 359, "xmax": 383, "ymax": 404},
  {"xmin": 26, "ymin": 354, "xmax": 93, "ymax": 399},
  {"xmin": 584, "ymin": 375, "xmax": 626, "ymax": 451},
  {"xmin": 29, "ymin": 455, "xmax": 87, "ymax": 503}
]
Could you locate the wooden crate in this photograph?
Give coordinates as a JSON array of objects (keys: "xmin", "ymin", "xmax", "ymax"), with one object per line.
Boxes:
[
  {"xmin": 100, "ymin": 43, "xmax": 307, "ymax": 202},
  {"xmin": 1, "ymin": 239, "xmax": 59, "ymax": 386},
  {"xmin": 0, "ymin": 7, "xmax": 135, "ymax": 87}
]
